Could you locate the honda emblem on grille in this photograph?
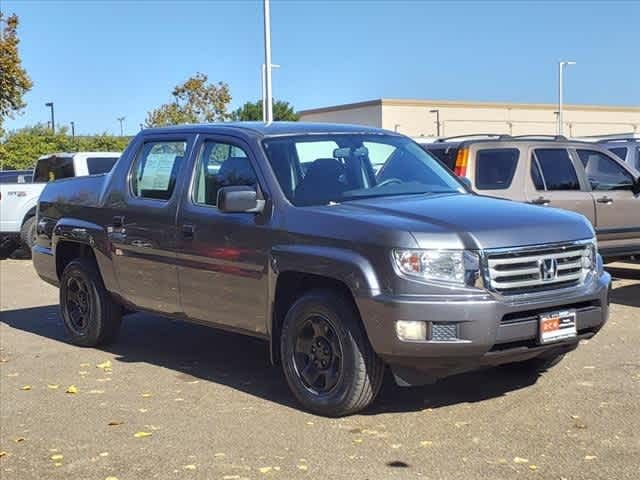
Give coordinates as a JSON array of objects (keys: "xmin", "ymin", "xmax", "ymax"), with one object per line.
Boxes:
[{"xmin": 539, "ymin": 258, "xmax": 558, "ymax": 282}]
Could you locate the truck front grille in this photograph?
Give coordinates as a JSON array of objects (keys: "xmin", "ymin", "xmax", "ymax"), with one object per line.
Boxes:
[{"xmin": 484, "ymin": 241, "xmax": 592, "ymax": 295}]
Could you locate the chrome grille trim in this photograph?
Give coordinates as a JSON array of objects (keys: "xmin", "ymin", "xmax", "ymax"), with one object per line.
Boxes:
[{"xmin": 483, "ymin": 240, "xmax": 594, "ymax": 295}]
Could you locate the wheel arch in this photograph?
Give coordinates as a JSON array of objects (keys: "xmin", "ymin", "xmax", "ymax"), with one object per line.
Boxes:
[{"xmin": 268, "ymin": 246, "xmax": 381, "ymax": 364}]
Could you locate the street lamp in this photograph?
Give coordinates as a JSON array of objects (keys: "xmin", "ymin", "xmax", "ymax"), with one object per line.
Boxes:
[
  {"xmin": 117, "ymin": 116, "xmax": 125, "ymax": 136},
  {"xmin": 261, "ymin": 63, "xmax": 280, "ymax": 122},
  {"xmin": 263, "ymin": 0, "xmax": 274, "ymax": 124},
  {"xmin": 557, "ymin": 61, "xmax": 576, "ymax": 136},
  {"xmin": 429, "ymin": 109, "xmax": 441, "ymax": 137},
  {"xmin": 45, "ymin": 102, "xmax": 55, "ymax": 134},
  {"xmin": 70, "ymin": 121, "xmax": 75, "ymax": 140}
]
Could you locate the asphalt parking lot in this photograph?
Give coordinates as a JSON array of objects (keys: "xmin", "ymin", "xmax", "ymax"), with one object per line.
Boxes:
[{"xmin": 1, "ymin": 259, "xmax": 639, "ymax": 480}]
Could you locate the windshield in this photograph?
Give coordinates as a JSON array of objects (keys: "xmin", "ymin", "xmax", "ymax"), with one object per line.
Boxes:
[{"xmin": 263, "ymin": 134, "xmax": 465, "ymax": 206}]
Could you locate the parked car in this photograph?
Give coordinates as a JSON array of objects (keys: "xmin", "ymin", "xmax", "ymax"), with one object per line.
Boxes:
[
  {"xmin": 0, "ymin": 152, "xmax": 120, "ymax": 257},
  {"xmin": 0, "ymin": 169, "xmax": 33, "ymax": 184},
  {"xmin": 33, "ymin": 123, "xmax": 610, "ymax": 416},
  {"xmin": 418, "ymin": 135, "xmax": 640, "ymax": 259}
]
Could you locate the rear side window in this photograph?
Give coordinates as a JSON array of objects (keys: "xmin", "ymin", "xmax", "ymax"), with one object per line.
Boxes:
[
  {"xmin": 532, "ymin": 149, "xmax": 580, "ymax": 191},
  {"xmin": 131, "ymin": 141, "xmax": 186, "ymax": 200},
  {"xmin": 474, "ymin": 148, "xmax": 519, "ymax": 190},
  {"xmin": 87, "ymin": 157, "xmax": 118, "ymax": 175},
  {"xmin": 33, "ymin": 156, "xmax": 74, "ymax": 182},
  {"xmin": 422, "ymin": 146, "xmax": 458, "ymax": 171},
  {"xmin": 608, "ymin": 147, "xmax": 627, "ymax": 161}
]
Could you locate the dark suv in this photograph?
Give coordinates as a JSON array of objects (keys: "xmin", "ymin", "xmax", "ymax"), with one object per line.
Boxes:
[{"xmin": 33, "ymin": 123, "xmax": 610, "ymax": 416}]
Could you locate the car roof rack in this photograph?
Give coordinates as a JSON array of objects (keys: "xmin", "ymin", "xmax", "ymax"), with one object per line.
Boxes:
[
  {"xmin": 434, "ymin": 133, "xmax": 512, "ymax": 143},
  {"xmin": 510, "ymin": 135, "xmax": 568, "ymax": 141}
]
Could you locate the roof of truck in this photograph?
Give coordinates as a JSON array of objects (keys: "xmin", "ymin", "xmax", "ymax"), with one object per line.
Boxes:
[{"xmin": 143, "ymin": 121, "xmax": 396, "ymax": 138}]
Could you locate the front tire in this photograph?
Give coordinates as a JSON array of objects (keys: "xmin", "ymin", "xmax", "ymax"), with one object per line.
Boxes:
[
  {"xmin": 60, "ymin": 258, "xmax": 122, "ymax": 347},
  {"xmin": 280, "ymin": 289, "xmax": 384, "ymax": 416}
]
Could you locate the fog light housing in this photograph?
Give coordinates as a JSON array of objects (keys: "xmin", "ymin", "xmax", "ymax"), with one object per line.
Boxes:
[{"xmin": 396, "ymin": 320, "xmax": 427, "ymax": 341}]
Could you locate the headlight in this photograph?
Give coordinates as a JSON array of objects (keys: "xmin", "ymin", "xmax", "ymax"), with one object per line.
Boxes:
[
  {"xmin": 581, "ymin": 239, "xmax": 597, "ymax": 273},
  {"xmin": 392, "ymin": 249, "xmax": 483, "ymax": 287}
]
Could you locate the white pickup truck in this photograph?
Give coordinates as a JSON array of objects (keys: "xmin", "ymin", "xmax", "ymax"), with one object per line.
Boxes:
[{"xmin": 0, "ymin": 152, "xmax": 120, "ymax": 257}]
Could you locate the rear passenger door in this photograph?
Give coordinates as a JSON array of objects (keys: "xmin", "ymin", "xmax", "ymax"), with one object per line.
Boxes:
[
  {"xmin": 575, "ymin": 149, "xmax": 640, "ymax": 251},
  {"xmin": 525, "ymin": 148, "xmax": 596, "ymax": 225},
  {"xmin": 175, "ymin": 136, "xmax": 271, "ymax": 335},
  {"xmin": 108, "ymin": 136, "xmax": 192, "ymax": 314}
]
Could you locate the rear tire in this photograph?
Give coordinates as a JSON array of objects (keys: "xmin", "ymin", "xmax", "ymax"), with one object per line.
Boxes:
[
  {"xmin": 280, "ymin": 289, "xmax": 384, "ymax": 416},
  {"xmin": 19, "ymin": 216, "xmax": 37, "ymax": 258},
  {"xmin": 60, "ymin": 258, "xmax": 122, "ymax": 346}
]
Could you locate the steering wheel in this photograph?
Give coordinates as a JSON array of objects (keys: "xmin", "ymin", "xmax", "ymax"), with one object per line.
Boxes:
[{"xmin": 376, "ymin": 178, "xmax": 403, "ymax": 188}]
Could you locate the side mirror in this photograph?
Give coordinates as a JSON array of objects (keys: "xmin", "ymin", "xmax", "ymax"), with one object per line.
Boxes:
[
  {"xmin": 459, "ymin": 176, "xmax": 473, "ymax": 191},
  {"xmin": 217, "ymin": 186, "xmax": 264, "ymax": 213}
]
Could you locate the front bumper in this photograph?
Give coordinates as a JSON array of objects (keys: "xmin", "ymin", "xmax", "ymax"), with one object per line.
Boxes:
[{"xmin": 356, "ymin": 270, "xmax": 611, "ymax": 384}]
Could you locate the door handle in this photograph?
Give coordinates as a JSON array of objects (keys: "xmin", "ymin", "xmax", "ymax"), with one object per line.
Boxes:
[
  {"xmin": 112, "ymin": 216, "xmax": 125, "ymax": 228},
  {"xmin": 596, "ymin": 196, "xmax": 614, "ymax": 205},
  {"xmin": 181, "ymin": 224, "xmax": 195, "ymax": 239},
  {"xmin": 530, "ymin": 196, "xmax": 551, "ymax": 206}
]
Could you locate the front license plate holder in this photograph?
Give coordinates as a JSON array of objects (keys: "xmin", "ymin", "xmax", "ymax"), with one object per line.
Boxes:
[{"xmin": 539, "ymin": 310, "xmax": 577, "ymax": 344}]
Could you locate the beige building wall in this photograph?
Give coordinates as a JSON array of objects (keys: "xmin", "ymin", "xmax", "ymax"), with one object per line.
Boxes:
[{"xmin": 299, "ymin": 99, "xmax": 640, "ymax": 138}]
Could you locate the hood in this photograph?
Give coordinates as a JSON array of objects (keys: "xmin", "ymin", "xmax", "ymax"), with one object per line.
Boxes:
[{"xmin": 304, "ymin": 193, "xmax": 594, "ymax": 250}]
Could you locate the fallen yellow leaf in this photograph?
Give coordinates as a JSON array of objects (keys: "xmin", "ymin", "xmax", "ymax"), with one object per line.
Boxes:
[
  {"xmin": 585, "ymin": 455, "xmax": 597, "ymax": 461},
  {"xmin": 353, "ymin": 438, "xmax": 363, "ymax": 444},
  {"xmin": 66, "ymin": 385, "xmax": 78, "ymax": 394},
  {"xmin": 0, "ymin": 451, "xmax": 7, "ymax": 458},
  {"xmin": 79, "ymin": 363, "xmax": 91, "ymax": 367},
  {"xmin": 54, "ymin": 462, "xmax": 62, "ymax": 467},
  {"xmin": 47, "ymin": 384, "xmax": 59, "ymax": 390},
  {"xmin": 297, "ymin": 464, "xmax": 308, "ymax": 471},
  {"xmin": 213, "ymin": 452, "xmax": 226, "ymax": 457},
  {"xmin": 99, "ymin": 452, "xmax": 109, "ymax": 457},
  {"xmin": 141, "ymin": 393, "xmax": 152, "ymax": 398},
  {"xmin": 50, "ymin": 454, "xmax": 64, "ymax": 461},
  {"xmin": 20, "ymin": 385, "xmax": 31, "ymax": 391},
  {"xmin": 513, "ymin": 457, "xmax": 529, "ymax": 464},
  {"xmin": 529, "ymin": 465, "xmax": 538, "ymax": 470},
  {"xmin": 258, "ymin": 467, "xmax": 272, "ymax": 474},
  {"xmin": 391, "ymin": 443, "xmax": 402, "ymax": 449},
  {"xmin": 13, "ymin": 437, "xmax": 25, "ymax": 443},
  {"xmin": 420, "ymin": 440, "xmax": 433, "ymax": 447},
  {"xmin": 96, "ymin": 360, "xmax": 112, "ymax": 369},
  {"xmin": 183, "ymin": 464, "xmax": 196, "ymax": 470},
  {"xmin": 78, "ymin": 371, "xmax": 89, "ymax": 375},
  {"xmin": 138, "ymin": 408, "xmax": 148, "ymax": 413},
  {"xmin": 133, "ymin": 431, "xmax": 152, "ymax": 438}
]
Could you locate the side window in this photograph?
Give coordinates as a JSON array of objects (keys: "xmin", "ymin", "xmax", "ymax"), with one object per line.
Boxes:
[
  {"xmin": 193, "ymin": 140, "xmax": 257, "ymax": 207},
  {"xmin": 474, "ymin": 148, "xmax": 519, "ymax": 190},
  {"xmin": 576, "ymin": 149, "xmax": 634, "ymax": 191},
  {"xmin": 608, "ymin": 147, "xmax": 627, "ymax": 161},
  {"xmin": 87, "ymin": 157, "xmax": 118, "ymax": 175},
  {"xmin": 131, "ymin": 141, "xmax": 186, "ymax": 200},
  {"xmin": 532, "ymin": 149, "xmax": 580, "ymax": 191}
]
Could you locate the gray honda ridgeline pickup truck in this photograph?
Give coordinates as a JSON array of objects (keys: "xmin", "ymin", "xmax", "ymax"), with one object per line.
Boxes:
[{"xmin": 33, "ymin": 122, "xmax": 611, "ymax": 416}]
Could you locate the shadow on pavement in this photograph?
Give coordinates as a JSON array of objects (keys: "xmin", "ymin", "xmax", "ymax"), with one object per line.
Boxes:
[
  {"xmin": 1, "ymin": 305, "xmax": 543, "ymax": 415},
  {"xmin": 606, "ymin": 264, "xmax": 640, "ymax": 308}
]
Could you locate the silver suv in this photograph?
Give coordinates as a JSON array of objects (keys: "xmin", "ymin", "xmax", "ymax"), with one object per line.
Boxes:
[{"xmin": 419, "ymin": 135, "xmax": 640, "ymax": 259}]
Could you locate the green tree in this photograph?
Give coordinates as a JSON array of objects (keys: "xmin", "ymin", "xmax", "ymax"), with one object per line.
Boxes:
[
  {"xmin": 146, "ymin": 73, "xmax": 232, "ymax": 127},
  {"xmin": 231, "ymin": 100, "xmax": 299, "ymax": 121},
  {"xmin": 0, "ymin": 124, "xmax": 130, "ymax": 170},
  {"xmin": 0, "ymin": 13, "xmax": 33, "ymax": 134}
]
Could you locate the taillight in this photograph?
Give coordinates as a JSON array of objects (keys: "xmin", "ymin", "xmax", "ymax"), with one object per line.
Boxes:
[{"xmin": 454, "ymin": 148, "xmax": 469, "ymax": 177}]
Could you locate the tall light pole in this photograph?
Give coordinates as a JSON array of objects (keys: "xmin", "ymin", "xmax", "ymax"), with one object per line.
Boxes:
[
  {"xmin": 263, "ymin": 0, "xmax": 274, "ymax": 124},
  {"xmin": 429, "ymin": 109, "xmax": 441, "ymax": 137},
  {"xmin": 557, "ymin": 61, "xmax": 576, "ymax": 136},
  {"xmin": 45, "ymin": 102, "xmax": 55, "ymax": 134},
  {"xmin": 70, "ymin": 121, "xmax": 75, "ymax": 140},
  {"xmin": 117, "ymin": 116, "xmax": 125, "ymax": 136},
  {"xmin": 261, "ymin": 63, "xmax": 280, "ymax": 122}
]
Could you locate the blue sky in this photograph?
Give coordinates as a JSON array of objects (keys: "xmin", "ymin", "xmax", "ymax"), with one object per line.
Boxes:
[{"xmin": 4, "ymin": 0, "xmax": 639, "ymax": 135}]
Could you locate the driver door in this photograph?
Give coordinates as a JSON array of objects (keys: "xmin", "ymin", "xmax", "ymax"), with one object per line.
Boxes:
[{"xmin": 575, "ymin": 148, "xmax": 640, "ymax": 252}]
